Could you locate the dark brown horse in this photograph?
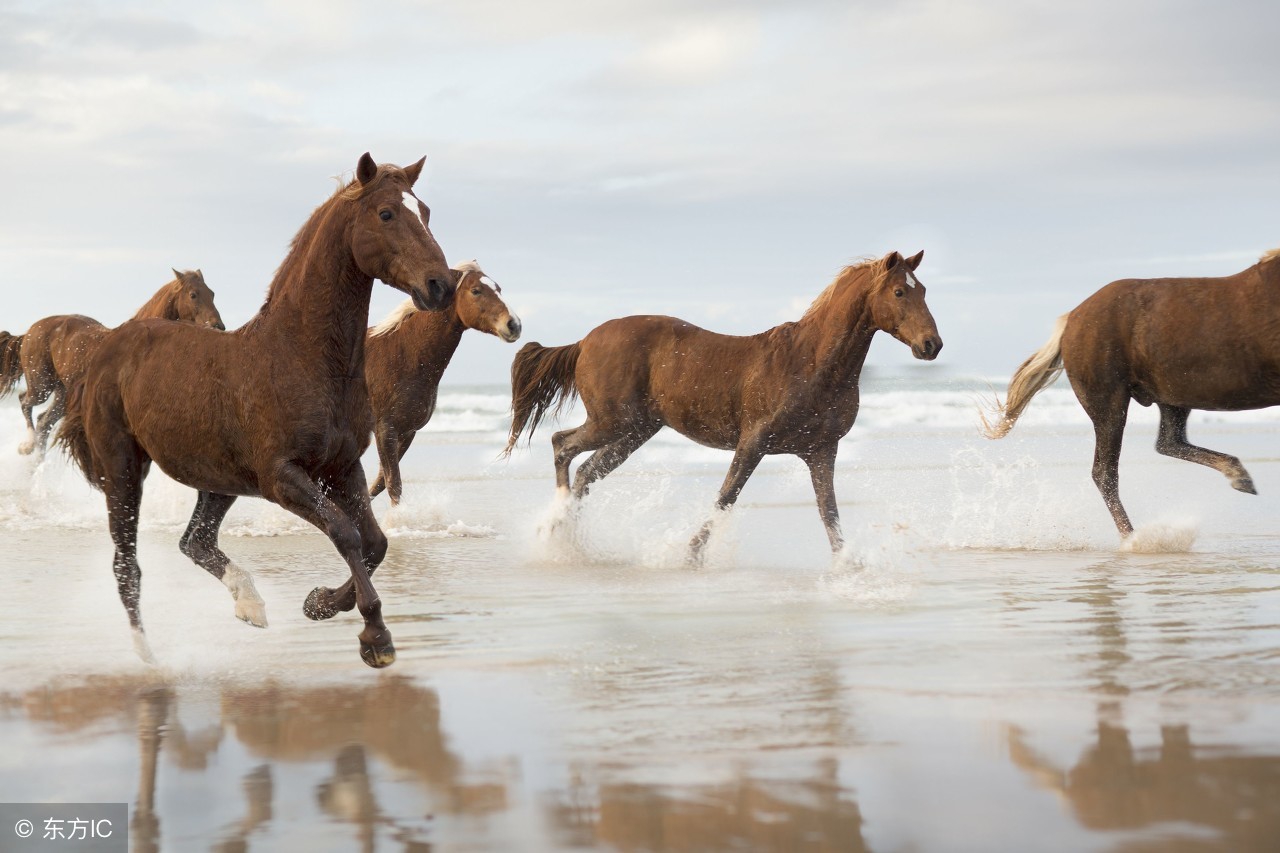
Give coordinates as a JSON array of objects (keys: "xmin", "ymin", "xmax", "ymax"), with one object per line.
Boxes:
[
  {"xmin": 505, "ymin": 251, "xmax": 942, "ymax": 557},
  {"xmin": 365, "ymin": 260, "xmax": 521, "ymax": 504},
  {"xmin": 0, "ymin": 270, "xmax": 223, "ymax": 458},
  {"xmin": 983, "ymin": 249, "xmax": 1280, "ymax": 539},
  {"xmin": 57, "ymin": 153, "xmax": 454, "ymax": 668}
]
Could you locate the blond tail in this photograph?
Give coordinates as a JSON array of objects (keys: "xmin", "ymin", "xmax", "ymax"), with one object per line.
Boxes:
[{"xmin": 980, "ymin": 314, "xmax": 1068, "ymax": 439}]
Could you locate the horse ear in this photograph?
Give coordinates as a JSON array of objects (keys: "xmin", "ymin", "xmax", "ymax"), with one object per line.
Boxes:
[
  {"xmin": 356, "ymin": 152, "xmax": 378, "ymax": 185},
  {"xmin": 906, "ymin": 250, "xmax": 924, "ymax": 271},
  {"xmin": 172, "ymin": 268, "xmax": 182, "ymax": 281},
  {"xmin": 403, "ymin": 156, "xmax": 426, "ymax": 187},
  {"xmin": 883, "ymin": 251, "xmax": 903, "ymax": 270}
]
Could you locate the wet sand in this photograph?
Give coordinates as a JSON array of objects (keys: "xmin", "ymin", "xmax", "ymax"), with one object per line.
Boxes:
[{"xmin": 1, "ymin": 386, "xmax": 1278, "ymax": 851}]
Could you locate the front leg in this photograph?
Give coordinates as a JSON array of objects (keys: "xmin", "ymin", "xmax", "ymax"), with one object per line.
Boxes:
[
  {"xmin": 803, "ymin": 445, "xmax": 843, "ymax": 553},
  {"xmin": 689, "ymin": 438, "xmax": 765, "ymax": 562},
  {"xmin": 267, "ymin": 461, "xmax": 394, "ymax": 668}
]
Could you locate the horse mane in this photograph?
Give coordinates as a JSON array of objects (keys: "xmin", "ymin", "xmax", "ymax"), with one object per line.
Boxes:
[
  {"xmin": 1261, "ymin": 247, "xmax": 1280, "ymax": 263},
  {"xmin": 131, "ymin": 276, "xmax": 183, "ymax": 321},
  {"xmin": 252, "ymin": 172, "xmax": 386, "ymax": 317},
  {"xmin": 801, "ymin": 257, "xmax": 884, "ymax": 322}
]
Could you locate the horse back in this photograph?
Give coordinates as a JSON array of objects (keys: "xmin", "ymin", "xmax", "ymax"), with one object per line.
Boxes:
[
  {"xmin": 1065, "ymin": 271, "xmax": 1280, "ymax": 410},
  {"xmin": 578, "ymin": 315, "xmax": 787, "ymax": 450},
  {"xmin": 22, "ymin": 314, "xmax": 107, "ymax": 387}
]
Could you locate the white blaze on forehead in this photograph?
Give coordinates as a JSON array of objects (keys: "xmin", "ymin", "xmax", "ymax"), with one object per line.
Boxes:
[
  {"xmin": 903, "ymin": 269, "xmax": 919, "ymax": 288},
  {"xmin": 401, "ymin": 192, "xmax": 427, "ymax": 231},
  {"xmin": 480, "ymin": 275, "xmax": 496, "ymax": 287}
]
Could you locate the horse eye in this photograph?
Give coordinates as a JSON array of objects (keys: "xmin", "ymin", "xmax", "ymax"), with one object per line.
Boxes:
[
  {"xmin": 471, "ymin": 288, "xmax": 481, "ymax": 296},
  {"xmin": 894, "ymin": 289, "xmax": 905, "ymax": 298},
  {"xmin": 379, "ymin": 210, "xmax": 393, "ymax": 222}
]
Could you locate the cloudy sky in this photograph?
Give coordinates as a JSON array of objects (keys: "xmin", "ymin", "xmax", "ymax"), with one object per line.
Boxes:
[{"xmin": 2, "ymin": 0, "xmax": 1278, "ymax": 383}]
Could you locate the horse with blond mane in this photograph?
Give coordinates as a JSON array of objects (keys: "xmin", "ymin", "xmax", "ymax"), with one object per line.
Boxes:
[
  {"xmin": 983, "ymin": 249, "xmax": 1280, "ymax": 539},
  {"xmin": 57, "ymin": 153, "xmax": 454, "ymax": 668},
  {"xmin": 365, "ymin": 259, "xmax": 521, "ymax": 505},
  {"xmin": 506, "ymin": 251, "xmax": 942, "ymax": 558},
  {"xmin": 0, "ymin": 270, "xmax": 223, "ymax": 458}
]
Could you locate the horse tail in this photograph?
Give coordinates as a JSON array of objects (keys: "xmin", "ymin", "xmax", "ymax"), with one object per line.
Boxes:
[
  {"xmin": 55, "ymin": 377, "xmax": 100, "ymax": 489},
  {"xmin": 0, "ymin": 332, "xmax": 23, "ymax": 398},
  {"xmin": 504, "ymin": 341, "xmax": 582, "ymax": 455},
  {"xmin": 981, "ymin": 314, "xmax": 1068, "ymax": 439}
]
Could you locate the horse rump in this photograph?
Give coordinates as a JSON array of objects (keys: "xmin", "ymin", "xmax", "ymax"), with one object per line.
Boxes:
[{"xmin": 504, "ymin": 341, "xmax": 582, "ymax": 454}]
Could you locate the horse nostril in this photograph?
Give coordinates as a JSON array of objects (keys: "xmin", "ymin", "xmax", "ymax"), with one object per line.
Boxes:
[
  {"xmin": 507, "ymin": 319, "xmax": 519, "ymax": 332},
  {"xmin": 922, "ymin": 340, "xmax": 934, "ymax": 356}
]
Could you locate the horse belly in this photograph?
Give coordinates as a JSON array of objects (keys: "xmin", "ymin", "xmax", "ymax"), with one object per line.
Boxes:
[{"xmin": 1142, "ymin": 354, "xmax": 1280, "ymax": 411}]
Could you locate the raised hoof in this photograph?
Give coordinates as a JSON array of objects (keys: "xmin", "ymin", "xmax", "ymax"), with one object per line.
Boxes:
[
  {"xmin": 360, "ymin": 639, "xmax": 397, "ymax": 668},
  {"xmin": 236, "ymin": 598, "xmax": 269, "ymax": 629},
  {"xmin": 1232, "ymin": 476, "xmax": 1258, "ymax": 495},
  {"xmin": 16, "ymin": 440, "xmax": 34, "ymax": 456},
  {"xmin": 303, "ymin": 587, "xmax": 341, "ymax": 621}
]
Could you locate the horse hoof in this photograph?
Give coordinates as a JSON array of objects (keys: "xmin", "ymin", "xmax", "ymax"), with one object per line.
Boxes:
[
  {"xmin": 1233, "ymin": 477, "xmax": 1258, "ymax": 495},
  {"xmin": 303, "ymin": 587, "xmax": 340, "ymax": 621},
  {"xmin": 236, "ymin": 599, "xmax": 269, "ymax": 629},
  {"xmin": 360, "ymin": 639, "xmax": 396, "ymax": 668},
  {"xmin": 16, "ymin": 441, "xmax": 34, "ymax": 456}
]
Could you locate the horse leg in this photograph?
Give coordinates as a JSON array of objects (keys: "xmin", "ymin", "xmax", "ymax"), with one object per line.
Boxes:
[
  {"xmin": 552, "ymin": 421, "xmax": 613, "ymax": 495},
  {"xmin": 570, "ymin": 424, "xmax": 659, "ymax": 499},
  {"xmin": 267, "ymin": 462, "xmax": 393, "ymax": 668},
  {"xmin": 304, "ymin": 465, "xmax": 389, "ymax": 625},
  {"xmin": 17, "ymin": 385, "xmax": 48, "ymax": 455},
  {"xmin": 32, "ymin": 385, "xmax": 65, "ymax": 458},
  {"xmin": 178, "ymin": 490, "xmax": 267, "ymax": 627},
  {"xmin": 1155, "ymin": 404, "xmax": 1256, "ymax": 494},
  {"xmin": 1085, "ymin": 399, "xmax": 1133, "ymax": 538},
  {"xmin": 368, "ymin": 424, "xmax": 395, "ymax": 503},
  {"xmin": 689, "ymin": 439, "xmax": 765, "ymax": 561},
  {"xmin": 803, "ymin": 445, "xmax": 843, "ymax": 553},
  {"xmin": 102, "ymin": 452, "xmax": 155, "ymax": 663}
]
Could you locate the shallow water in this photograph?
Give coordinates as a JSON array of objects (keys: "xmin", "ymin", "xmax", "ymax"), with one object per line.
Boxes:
[{"xmin": 1, "ymin": 381, "xmax": 1279, "ymax": 852}]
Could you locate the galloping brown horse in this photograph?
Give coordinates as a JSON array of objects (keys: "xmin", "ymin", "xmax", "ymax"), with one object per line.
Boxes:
[
  {"xmin": 365, "ymin": 260, "xmax": 521, "ymax": 505},
  {"xmin": 983, "ymin": 249, "xmax": 1280, "ymax": 539},
  {"xmin": 57, "ymin": 154, "xmax": 454, "ymax": 668},
  {"xmin": 505, "ymin": 251, "xmax": 943, "ymax": 556},
  {"xmin": 0, "ymin": 270, "xmax": 223, "ymax": 458}
]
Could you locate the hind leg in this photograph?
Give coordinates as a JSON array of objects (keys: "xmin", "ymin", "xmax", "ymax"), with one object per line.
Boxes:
[
  {"xmin": 552, "ymin": 420, "xmax": 619, "ymax": 494},
  {"xmin": 179, "ymin": 491, "xmax": 267, "ymax": 627},
  {"xmin": 17, "ymin": 385, "xmax": 49, "ymax": 455},
  {"xmin": 1155, "ymin": 404, "xmax": 1255, "ymax": 494},
  {"xmin": 1084, "ymin": 397, "xmax": 1133, "ymax": 538},
  {"xmin": 31, "ymin": 386, "xmax": 65, "ymax": 458},
  {"xmin": 570, "ymin": 423, "xmax": 659, "ymax": 499}
]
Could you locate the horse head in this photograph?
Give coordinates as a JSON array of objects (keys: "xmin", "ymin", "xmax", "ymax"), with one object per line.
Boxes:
[
  {"xmin": 348, "ymin": 153, "xmax": 454, "ymax": 312},
  {"xmin": 452, "ymin": 260, "xmax": 521, "ymax": 343},
  {"xmin": 869, "ymin": 250, "xmax": 942, "ymax": 360},
  {"xmin": 170, "ymin": 269, "xmax": 225, "ymax": 330}
]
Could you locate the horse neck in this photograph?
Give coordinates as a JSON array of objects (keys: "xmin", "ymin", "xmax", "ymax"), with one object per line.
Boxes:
[
  {"xmin": 794, "ymin": 271, "xmax": 879, "ymax": 382},
  {"xmin": 404, "ymin": 305, "xmax": 467, "ymax": 386},
  {"xmin": 251, "ymin": 204, "xmax": 373, "ymax": 381},
  {"xmin": 132, "ymin": 285, "xmax": 179, "ymax": 321}
]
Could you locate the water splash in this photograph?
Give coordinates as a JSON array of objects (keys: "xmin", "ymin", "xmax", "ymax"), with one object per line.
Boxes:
[{"xmin": 1121, "ymin": 521, "xmax": 1198, "ymax": 554}]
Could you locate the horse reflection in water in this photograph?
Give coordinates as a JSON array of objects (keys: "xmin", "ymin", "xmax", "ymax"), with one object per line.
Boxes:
[{"xmin": 1007, "ymin": 717, "xmax": 1280, "ymax": 849}]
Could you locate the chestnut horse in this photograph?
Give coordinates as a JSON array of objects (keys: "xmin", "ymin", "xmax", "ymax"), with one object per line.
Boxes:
[
  {"xmin": 366, "ymin": 260, "xmax": 521, "ymax": 504},
  {"xmin": 0, "ymin": 270, "xmax": 223, "ymax": 458},
  {"xmin": 57, "ymin": 153, "xmax": 454, "ymax": 668},
  {"xmin": 505, "ymin": 251, "xmax": 942, "ymax": 557},
  {"xmin": 983, "ymin": 249, "xmax": 1280, "ymax": 539}
]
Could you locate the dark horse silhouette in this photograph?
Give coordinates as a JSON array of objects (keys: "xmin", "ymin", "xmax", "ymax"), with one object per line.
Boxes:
[
  {"xmin": 984, "ymin": 249, "xmax": 1280, "ymax": 539},
  {"xmin": 0, "ymin": 270, "xmax": 224, "ymax": 459},
  {"xmin": 365, "ymin": 260, "xmax": 521, "ymax": 505},
  {"xmin": 57, "ymin": 154, "xmax": 454, "ymax": 668},
  {"xmin": 506, "ymin": 251, "xmax": 942, "ymax": 557}
]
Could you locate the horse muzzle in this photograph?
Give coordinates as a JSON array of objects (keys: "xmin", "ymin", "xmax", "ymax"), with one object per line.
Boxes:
[
  {"xmin": 499, "ymin": 315, "xmax": 522, "ymax": 343},
  {"xmin": 911, "ymin": 335, "xmax": 943, "ymax": 361},
  {"xmin": 410, "ymin": 277, "xmax": 452, "ymax": 312}
]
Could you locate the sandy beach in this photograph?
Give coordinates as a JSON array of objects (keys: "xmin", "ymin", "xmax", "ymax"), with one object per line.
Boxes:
[{"xmin": 1, "ymin": 373, "xmax": 1278, "ymax": 851}]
